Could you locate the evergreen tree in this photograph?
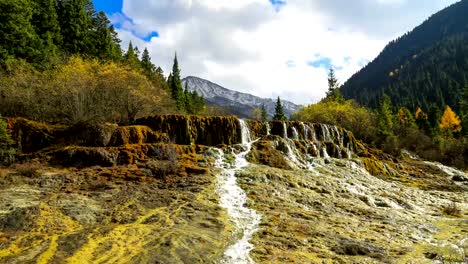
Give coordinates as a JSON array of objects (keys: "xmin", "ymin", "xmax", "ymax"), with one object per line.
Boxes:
[
  {"xmin": 427, "ymin": 104, "xmax": 442, "ymax": 136},
  {"xmin": 0, "ymin": 0, "xmax": 39, "ymax": 65},
  {"xmin": 460, "ymin": 85, "xmax": 468, "ymax": 135},
  {"xmin": 141, "ymin": 48, "xmax": 157, "ymax": 80},
  {"xmin": 30, "ymin": 0, "xmax": 61, "ymax": 66},
  {"xmin": 273, "ymin": 97, "xmax": 287, "ymax": 121},
  {"xmin": 377, "ymin": 95, "xmax": 394, "ymax": 137},
  {"xmin": 184, "ymin": 83, "xmax": 192, "ymax": 114},
  {"xmin": 323, "ymin": 68, "xmax": 344, "ymax": 103},
  {"xmin": 58, "ymin": 0, "xmax": 89, "ymax": 54},
  {"xmin": 190, "ymin": 91, "xmax": 205, "ymax": 114},
  {"xmin": 261, "ymin": 104, "xmax": 268, "ymax": 122},
  {"xmin": 87, "ymin": 10, "xmax": 120, "ymax": 60},
  {"xmin": 124, "ymin": 41, "xmax": 140, "ymax": 68},
  {"xmin": 168, "ymin": 53, "xmax": 185, "ymax": 111}
]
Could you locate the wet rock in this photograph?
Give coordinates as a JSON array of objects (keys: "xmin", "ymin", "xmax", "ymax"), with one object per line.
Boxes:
[{"xmin": 247, "ymin": 140, "xmax": 293, "ymax": 170}]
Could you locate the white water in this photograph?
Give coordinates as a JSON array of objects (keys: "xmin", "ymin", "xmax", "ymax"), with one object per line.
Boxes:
[
  {"xmin": 292, "ymin": 127, "xmax": 299, "ymax": 140},
  {"xmin": 213, "ymin": 120, "xmax": 261, "ymax": 264},
  {"xmin": 301, "ymin": 122, "xmax": 308, "ymax": 140},
  {"xmin": 265, "ymin": 122, "xmax": 271, "ymax": 136},
  {"xmin": 283, "ymin": 122, "xmax": 288, "ymax": 138},
  {"xmin": 322, "ymin": 147, "xmax": 330, "ymax": 159}
]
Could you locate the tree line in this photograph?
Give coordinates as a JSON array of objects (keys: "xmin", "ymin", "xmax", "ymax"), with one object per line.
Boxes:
[
  {"xmin": 0, "ymin": 0, "xmax": 206, "ymax": 123},
  {"xmin": 294, "ymin": 68, "xmax": 468, "ymax": 169}
]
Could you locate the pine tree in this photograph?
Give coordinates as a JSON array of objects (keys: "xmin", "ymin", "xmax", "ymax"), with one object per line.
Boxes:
[
  {"xmin": 377, "ymin": 95, "xmax": 394, "ymax": 137},
  {"xmin": 261, "ymin": 104, "xmax": 268, "ymax": 122},
  {"xmin": 30, "ymin": 0, "xmax": 61, "ymax": 66},
  {"xmin": 427, "ymin": 104, "xmax": 441, "ymax": 136},
  {"xmin": 323, "ymin": 68, "xmax": 344, "ymax": 103},
  {"xmin": 87, "ymin": 10, "xmax": 120, "ymax": 60},
  {"xmin": 273, "ymin": 97, "xmax": 287, "ymax": 121},
  {"xmin": 168, "ymin": 53, "xmax": 185, "ymax": 111},
  {"xmin": 0, "ymin": 0, "xmax": 39, "ymax": 65},
  {"xmin": 460, "ymin": 85, "xmax": 468, "ymax": 135},
  {"xmin": 440, "ymin": 105, "xmax": 462, "ymax": 135},
  {"xmin": 141, "ymin": 48, "xmax": 156, "ymax": 79},
  {"xmin": 124, "ymin": 41, "xmax": 140, "ymax": 68},
  {"xmin": 58, "ymin": 0, "xmax": 89, "ymax": 54},
  {"xmin": 184, "ymin": 83, "xmax": 192, "ymax": 114}
]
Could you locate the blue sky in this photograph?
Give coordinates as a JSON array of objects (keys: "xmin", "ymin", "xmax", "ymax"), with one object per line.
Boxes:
[
  {"xmin": 93, "ymin": 0, "xmax": 459, "ymax": 104},
  {"xmin": 92, "ymin": 0, "xmax": 122, "ymax": 15}
]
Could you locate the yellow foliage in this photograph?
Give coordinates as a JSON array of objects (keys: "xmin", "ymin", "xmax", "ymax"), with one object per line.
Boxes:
[
  {"xmin": 415, "ymin": 107, "xmax": 427, "ymax": 120},
  {"xmin": 292, "ymin": 100, "xmax": 377, "ymax": 142},
  {"xmin": 439, "ymin": 106, "xmax": 462, "ymax": 133},
  {"xmin": 0, "ymin": 56, "xmax": 174, "ymax": 124}
]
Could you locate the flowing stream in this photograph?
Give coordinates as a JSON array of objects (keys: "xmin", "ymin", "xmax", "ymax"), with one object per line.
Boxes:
[{"xmin": 213, "ymin": 120, "xmax": 261, "ymax": 264}]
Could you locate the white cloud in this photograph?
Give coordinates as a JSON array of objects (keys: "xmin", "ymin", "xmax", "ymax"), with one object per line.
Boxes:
[{"xmin": 114, "ymin": 0, "xmax": 459, "ymax": 105}]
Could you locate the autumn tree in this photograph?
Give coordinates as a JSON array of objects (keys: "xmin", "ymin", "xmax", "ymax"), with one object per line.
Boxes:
[
  {"xmin": 415, "ymin": 107, "xmax": 431, "ymax": 133},
  {"xmin": 252, "ymin": 108, "xmax": 262, "ymax": 121},
  {"xmin": 439, "ymin": 105, "xmax": 462, "ymax": 135}
]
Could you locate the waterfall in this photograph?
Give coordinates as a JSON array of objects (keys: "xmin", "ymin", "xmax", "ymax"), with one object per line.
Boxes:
[
  {"xmin": 300, "ymin": 122, "xmax": 308, "ymax": 140},
  {"xmin": 312, "ymin": 143, "xmax": 320, "ymax": 158},
  {"xmin": 265, "ymin": 122, "xmax": 271, "ymax": 136},
  {"xmin": 321, "ymin": 124, "xmax": 332, "ymax": 142},
  {"xmin": 239, "ymin": 119, "xmax": 252, "ymax": 144},
  {"xmin": 213, "ymin": 119, "xmax": 261, "ymax": 264},
  {"xmin": 292, "ymin": 127, "xmax": 299, "ymax": 140},
  {"xmin": 322, "ymin": 147, "xmax": 330, "ymax": 159},
  {"xmin": 283, "ymin": 123, "xmax": 288, "ymax": 138}
]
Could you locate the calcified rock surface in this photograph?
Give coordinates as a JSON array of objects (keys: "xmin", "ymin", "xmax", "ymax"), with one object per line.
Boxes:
[
  {"xmin": 239, "ymin": 160, "xmax": 467, "ymax": 263},
  {"xmin": 0, "ymin": 116, "xmax": 466, "ymax": 263}
]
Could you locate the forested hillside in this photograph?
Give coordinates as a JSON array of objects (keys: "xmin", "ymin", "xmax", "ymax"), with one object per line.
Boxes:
[
  {"xmin": 341, "ymin": 0, "xmax": 468, "ymax": 112},
  {"xmin": 0, "ymin": 0, "xmax": 206, "ymax": 125}
]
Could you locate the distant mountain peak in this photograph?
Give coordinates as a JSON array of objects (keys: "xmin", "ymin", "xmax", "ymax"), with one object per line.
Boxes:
[{"xmin": 182, "ymin": 76, "xmax": 301, "ymax": 118}]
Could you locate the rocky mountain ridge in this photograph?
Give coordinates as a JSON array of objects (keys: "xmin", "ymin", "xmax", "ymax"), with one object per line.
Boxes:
[{"xmin": 182, "ymin": 76, "xmax": 301, "ymax": 118}]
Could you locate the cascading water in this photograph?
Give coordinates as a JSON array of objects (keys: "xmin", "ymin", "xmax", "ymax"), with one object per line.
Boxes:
[
  {"xmin": 283, "ymin": 122, "xmax": 288, "ymax": 139},
  {"xmin": 265, "ymin": 122, "xmax": 271, "ymax": 136},
  {"xmin": 213, "ymin": 119, "xmax": 261, "ymax": 264},
  {"xmin": 300, "ymin": 122, "xmax": 308, "ymax": 140},
  {"xmin": 292, "ymin": 127, "xmax": 299, "ymax": 140}
]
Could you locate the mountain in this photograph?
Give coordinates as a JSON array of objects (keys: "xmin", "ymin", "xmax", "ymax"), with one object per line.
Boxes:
[
  {"xmin": 341, "ymin": 0, "xmax": 468, "ymax": 112},
  {"xmin": 182, "ymin": 76, "xmax": 301, "ymax": 118}
]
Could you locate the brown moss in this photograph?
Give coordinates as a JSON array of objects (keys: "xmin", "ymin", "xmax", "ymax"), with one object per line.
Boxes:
[
  {"xmin": 7, "ymin": 118, "xmax": 62, "ymax": 153},
  {"xmin": 136, "ymin": 115, "xmax": 242, "ymax": 146},
  {"xmin": 247, "ymin": 140, "xmax": 293, "ymax": 170}
]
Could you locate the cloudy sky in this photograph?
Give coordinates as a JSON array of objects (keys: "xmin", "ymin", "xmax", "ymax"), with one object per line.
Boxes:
[{"xmin": 92, "ymin": 0, "xmax": 459, "ymax": 105}]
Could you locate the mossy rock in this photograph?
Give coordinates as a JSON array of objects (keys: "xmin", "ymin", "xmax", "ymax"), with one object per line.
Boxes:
[
  {"xmin": 247, "ymin": 140, "xmax": 293, "ymax": 170},
  {"xmin": 7, "ymin": 118, "xmax": 61, "ymax": 153}
]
